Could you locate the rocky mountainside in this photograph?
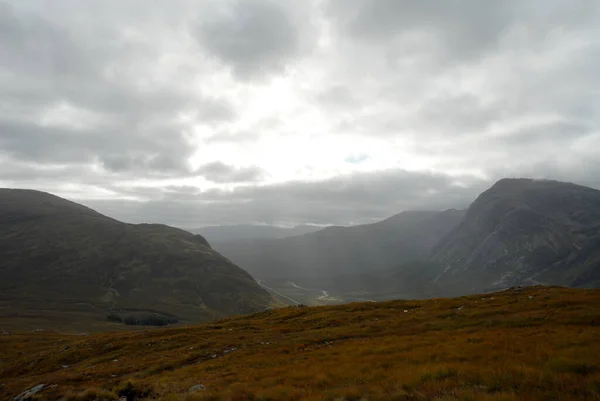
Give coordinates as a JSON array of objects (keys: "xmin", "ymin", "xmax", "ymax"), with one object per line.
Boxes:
[
  {"xmin": 213, "ymin": 209, "xmax": 465, "ymax": 281},
  {"xmin": 0, "ymin": 189, "xmax": 271, "ymax": 329},
  {"xmin": 431, "ymin": 178, "xmax": 600, "ymax": 295}
]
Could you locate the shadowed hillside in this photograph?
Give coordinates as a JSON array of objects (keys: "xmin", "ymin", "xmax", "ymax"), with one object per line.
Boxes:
[
  {"xmin": 1, "ymin": 286, "xmax": 599, "ymax": 400},
  {"xmin": 0, "ymin": 189, "xmax": 271, "ymax": 331}
]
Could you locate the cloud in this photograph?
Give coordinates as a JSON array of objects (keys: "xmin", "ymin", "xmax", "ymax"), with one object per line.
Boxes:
[
  {"xmin": 0, "ymin": 1, "xmax": 234, "ymax": 179},
  {"xmin": 193, "ymin": 0, "xmax": 312, "ymax": 80},
  {"xmin": 82, "ymin": 168, "xmax": 490, "ymax": 227},
  {"xmin": 197, "ymin": 162, "xmax": 265, "ymax": 183},
  {"xmin": 1, "ymin": 0, "xmax": 599, "ymax": 227}
]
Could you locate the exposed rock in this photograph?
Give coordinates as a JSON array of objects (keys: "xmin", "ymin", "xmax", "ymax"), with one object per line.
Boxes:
[
  {"xmin": 431, "ymin": 179, "xmax": 600, "ymax": 294},
  {"xmin": 189, "ymin": 384, "xmax": 206, "ymax": 392},
  {"xmin": 13, "ymin": 384, "xmax": 45, "ymax": 401}
]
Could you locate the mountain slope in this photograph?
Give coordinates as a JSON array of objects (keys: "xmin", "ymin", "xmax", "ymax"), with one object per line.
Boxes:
[
  {"xmin": 431, "ymin": 178, "xmax": 600, "ymax": 295},
  {"xmin": 192, "ymin": 224, "xmax": 322, "ymax": 243},
  {"xmin": 213, "ymin": 209, "xmax": 465, "ymax": 282},
  {"xmin": 2, "ymin": 287, "xmax": 600, "ymax": 401},
  {"xmin": 0, "ymin": 189, "xmax": 271, "ymax": 330}
]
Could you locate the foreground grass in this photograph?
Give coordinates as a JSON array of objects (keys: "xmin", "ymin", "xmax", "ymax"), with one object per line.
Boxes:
[{"xmin": 1, "ymin": 286, "xmax": 600, "ymax": 400}]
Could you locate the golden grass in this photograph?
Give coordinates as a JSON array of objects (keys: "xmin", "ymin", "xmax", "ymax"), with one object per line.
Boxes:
[{"xmin": 2, "ymin": 286, "xmax": 600, "ymax": 400}]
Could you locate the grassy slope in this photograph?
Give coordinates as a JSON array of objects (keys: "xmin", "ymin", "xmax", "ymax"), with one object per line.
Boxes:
[
  {"xmin": 1, "ymin": 286, "xmax": 600, "ymax": 401},
  {"xmin": 0, "ymin": 189, "xmax": 271, "ymax": 329}
]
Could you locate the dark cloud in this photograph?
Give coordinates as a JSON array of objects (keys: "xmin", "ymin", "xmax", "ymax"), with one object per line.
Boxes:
[
  {"xmin": 327, "ymin": 0, "xmax": 597, "ymax": 64},
  {"xmin": 194, "ymin": 0, "xmax": 311, "ymax": 80},
  {"xmin": 0, "ymin": 1, "xmax": 234, "ymax": 179}
]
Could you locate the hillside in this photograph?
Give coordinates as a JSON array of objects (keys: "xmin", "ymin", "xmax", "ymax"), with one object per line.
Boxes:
[
  {"xmin": 431, "ymin": 178, "xmax": 600, "ymax": 295},
  {"xmin": 0, "ymin": 189, "xmax": 271, "ymax": 331},
  {"xmin": 1, "ymin": 286, "xmax": 599, "ymax": 401},
  {"xmin": 213, "ymin": 209, "xmax": 465, "ymax": 281},
  {"xmin": 192, "ymin": 224, "xmax": 323, "ymax": 243}
]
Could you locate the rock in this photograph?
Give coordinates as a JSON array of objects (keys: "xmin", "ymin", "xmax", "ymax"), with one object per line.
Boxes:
[
  {"xmin": 13, "ymin": 384, "xmax": 45, "ymax": 401},
  {"xmin": 189, "ymin": 384, "xmax": 206, "ymax": 393}
]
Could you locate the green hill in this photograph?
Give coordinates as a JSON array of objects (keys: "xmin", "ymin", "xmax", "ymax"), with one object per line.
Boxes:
[{"xmin": 0, "ymin": 189, "xmax": 271, "ymax": 331}]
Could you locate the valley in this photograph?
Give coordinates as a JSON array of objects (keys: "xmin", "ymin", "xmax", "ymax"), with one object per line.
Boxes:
[
  {"xmin": 2, "ymin": 1, "xmax": 598, "ymax": 399},
  {"xmin": 2, "ymin": 178, "xmax": 600, "ymax": 401},
  {"xmin": 211, "ymin": 179, "xmax": 600, "ymax": 301}
]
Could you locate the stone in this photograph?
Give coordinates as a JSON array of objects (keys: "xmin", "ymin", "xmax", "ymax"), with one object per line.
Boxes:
[
  {"xmin": 13, "ymin": 384, "xmax": 45, "ymax": 401},
  {"xmin": 189, "ymin": 384, "xmax": 206, "ymax": 393}
]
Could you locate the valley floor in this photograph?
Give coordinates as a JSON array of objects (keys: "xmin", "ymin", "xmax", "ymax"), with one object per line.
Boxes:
[{"xmin": 1, "ymin": 286, "xmax": 600, "ymax": 401}]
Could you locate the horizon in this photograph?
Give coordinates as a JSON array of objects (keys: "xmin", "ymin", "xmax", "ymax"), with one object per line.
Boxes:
[
  {"xmin": 3, "ymin": 176, "xmax": 594, "ymax": 230},
  {"xmin": 1, "ymin": 1, "xmax": 599, "ymax": 227}
]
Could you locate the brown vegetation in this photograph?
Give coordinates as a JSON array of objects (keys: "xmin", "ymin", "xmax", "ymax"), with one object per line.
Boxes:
[{"xmin": 2, "ymin": 286, "xmax": 600, "ymax": 400}]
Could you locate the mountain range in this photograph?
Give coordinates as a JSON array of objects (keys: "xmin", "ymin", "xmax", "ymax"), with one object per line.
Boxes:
[
  {"xmin": 0, "ymin": 189, "xmax": 271, "ymax": 331},
  {"xmin": 211, "ymin": 209, "xmax": 465, "ymax": 280},
  {"xmin": 213, "ymin": 178, "xmax": 600, "ymax": 300},
  {"xmin": 1, "ymin": 178, "xmax": 599, "ymax": 330}
]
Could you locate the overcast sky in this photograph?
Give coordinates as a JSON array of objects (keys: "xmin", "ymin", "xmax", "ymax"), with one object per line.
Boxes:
[{"xmin": 1, "ymin": 0, "xmax": 599, "ymax": 227}]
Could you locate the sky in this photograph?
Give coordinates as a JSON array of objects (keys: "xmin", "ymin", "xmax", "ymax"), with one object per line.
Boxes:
[{"xmin": 1, "ymin": 0, "xmax": 599, "ymax": 227}]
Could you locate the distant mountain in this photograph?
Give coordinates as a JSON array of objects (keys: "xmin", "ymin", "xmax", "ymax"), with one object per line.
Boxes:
[
  {"xmin": 431, "ymin": 178, "xmax": 600, "ymax": 295},
  {"xmin": 212, "ymin": 179, "xmax": 600, "ymax": 303},
  {"xmin": 0, "ymin": 189, "xmax": 271, "ymax": 329},
  {"xmin": 212, "ymin": 209, "xmax": 465, "ymax": 281},
  {"xmin": 192, "ymin": 224, "xmax": 323, "ymax": 243}
]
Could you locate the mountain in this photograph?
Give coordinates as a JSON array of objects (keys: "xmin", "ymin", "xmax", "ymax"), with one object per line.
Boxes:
[
  {"xmin": 0, "ymin": 189, "xmax": 271, "ymax": 330},
  {"xmin": 431, "ymin": 178, "xmax": 600, "ymax": 295},
  {"xmin": 212, "ymin": 209, "xmax": 465, "ymax": 282},
  {"xmin": 192, "ymin": 224, "xmax": 323, "ymax": 243}
]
